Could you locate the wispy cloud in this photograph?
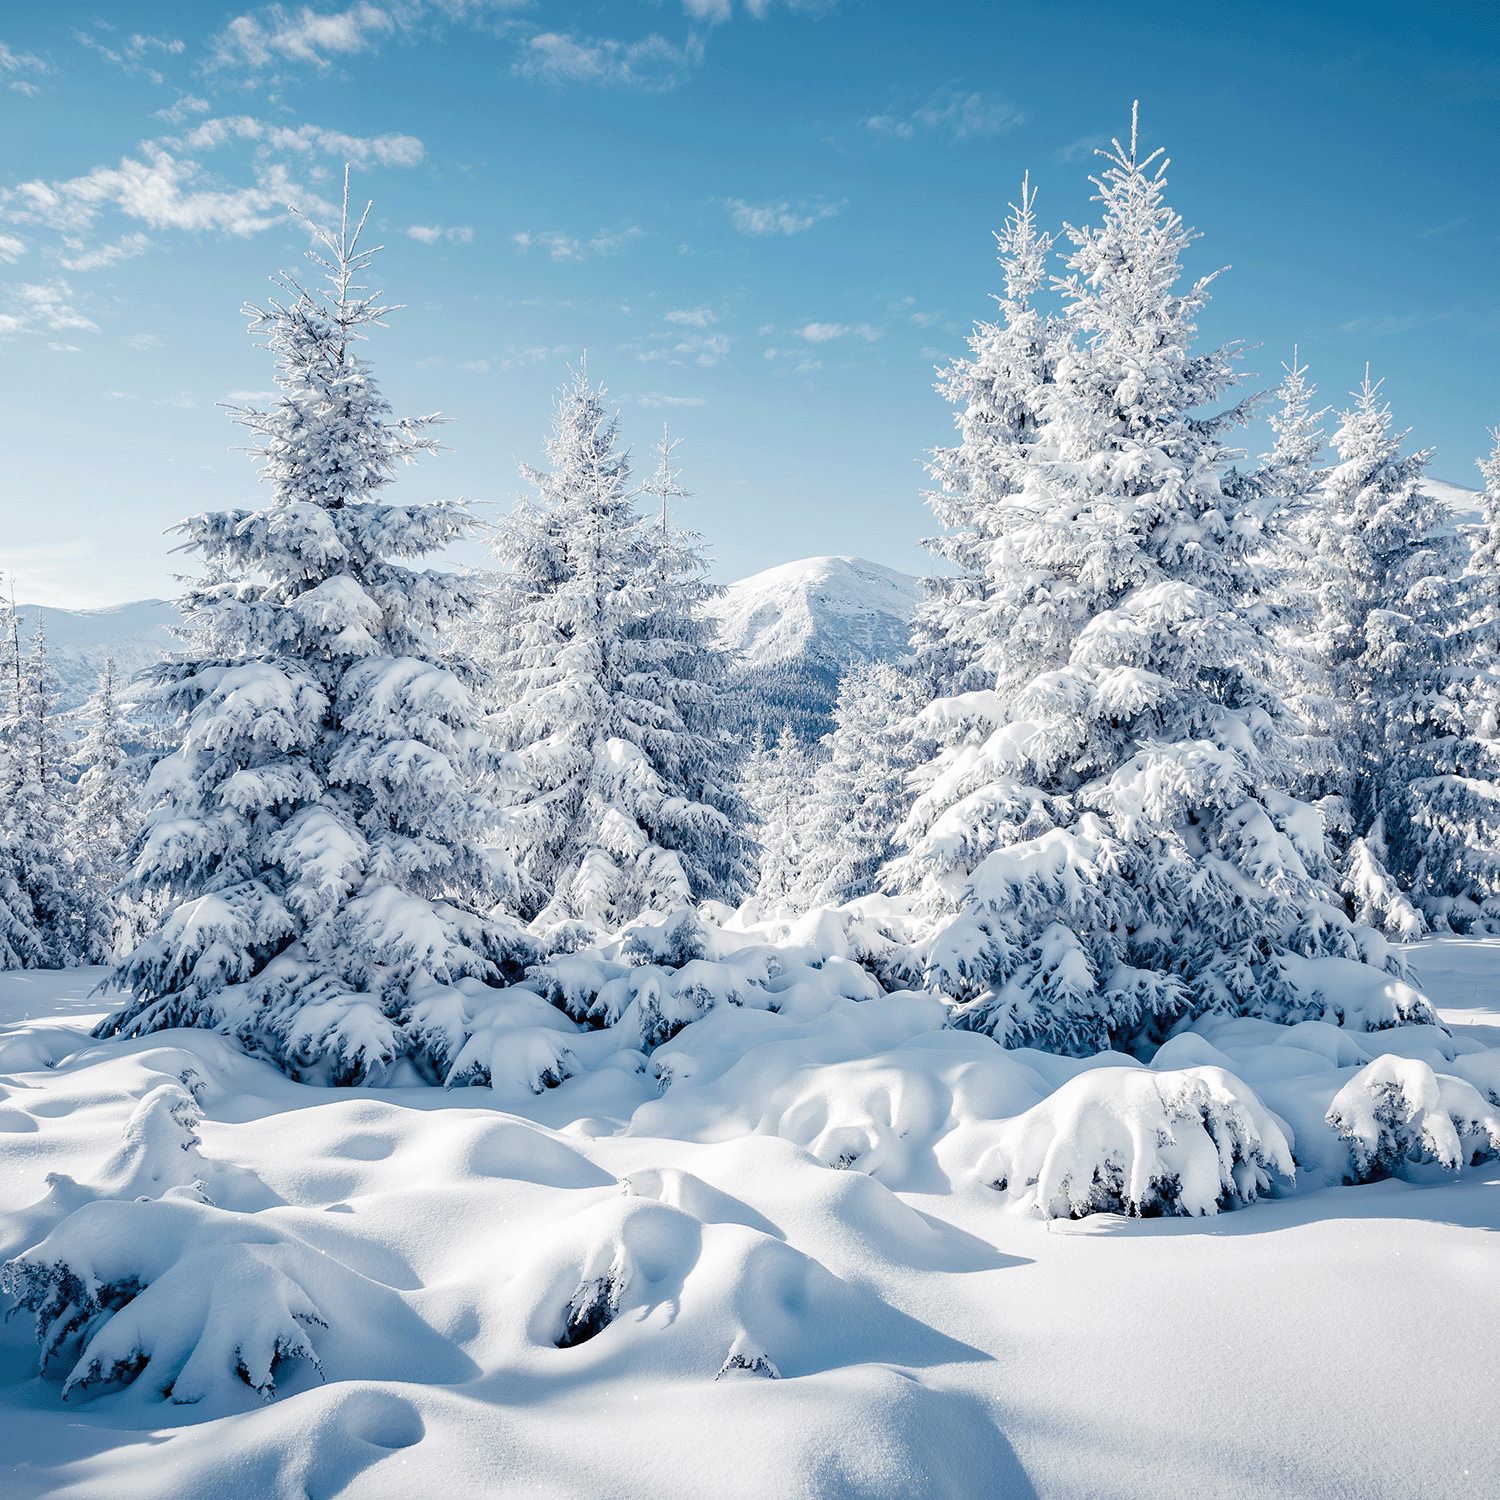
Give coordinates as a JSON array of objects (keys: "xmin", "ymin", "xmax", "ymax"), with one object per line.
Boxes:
[
  {"xmin": 209, "ymin": 3, "xmax": 399, "ymax": 71},
  {"xmin": 1418, "ymin": 216, "xmax": 1470, "ymax": 239},
  {"xmin": 514, "ymin": 30, "xmax": 703, "ymax": 92},
  {"xmin": 626, "ymin": 390, "xmax": 707, "ymax": 407},
  {"xmin": 1338, "ymin": 308, "xmax": 1464, "ymax": 337},
  {"xmin": 1055, "ymin": 133, "xmax": 1108, "ymax": 164},
  {"xmin": 155, "ymin": 94, "xmax": 211, "ymax": 125},
  {"xmin": 664, "ymin": 307, "xmax": 717, "ymax": 327},
  {"xmin": 798, "ymin": 321, "xmax": 880, "ymax": 342},
  {"xmin": 0, "ymin": 234, "xmax": 25, "ymax": 263},
  {"xmin": 125, "ymin": 333, "xmax": 163, "ymax": 351},
  {"xmin": 0, "ymin": 279, "xmax": 99, "ymax": 338},
  {"xmin": 512, "ymin": 224, "xmax": 642, "ymax": 260},
  {"xmin": 75, "ymin": 27, "xmax": 185, "ymax": 84},
  {"xmin": 408, "ymin": 224, "xmax": 473, "ymax": 244},
  {"xmin": 460, "ymin": 359, "xmax": 488, "ymax": 372},
  {"xmin": 1, "ymin": 40, "xmax": 48, "ymax": 94},
  {"xmin": 59, "ymin": 232, "xmax": 153, "ymax": 272},
  {"xmin": 639, "ymin": 333, "xmax": 730, "ymax": 367},
  {"xmin": 865, "ymin": 87, "xmax": 1022, "ymax": 143},
  {"xmin": 724, "ymin": 197, "xmax": 843, "ymax": 236}
]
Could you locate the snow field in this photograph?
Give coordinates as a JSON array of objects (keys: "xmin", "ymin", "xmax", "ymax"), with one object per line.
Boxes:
[{"xmin": 1, "ymin": 937, "xmax": 1498, "ymax": 1497}]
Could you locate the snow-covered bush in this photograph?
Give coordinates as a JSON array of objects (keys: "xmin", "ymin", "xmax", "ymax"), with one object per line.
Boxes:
[
  {"xmin": 2, "ymin": 1197, "xmax": 328, "ymax": 1403},
  {"xmin": 1325, "ymin": 1054, "xmax": 1500, "ymax": 1180},
  {"xmin": 980, "ymin": 1063, "xmax": 1296, "ymax": 1219},
  {"xmin": 91, "ymin": 178, "xmax": 533, "ymax": 1084}
]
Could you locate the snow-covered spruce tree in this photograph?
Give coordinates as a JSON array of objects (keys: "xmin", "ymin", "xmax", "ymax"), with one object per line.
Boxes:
[
  {"xmin": 70, "ymin": 658, "xmax": 156, "ymax": 956},
  {"xmin": 749, "ymin": 721, "xmax": 810, "ymax": 916},
  {"xmin": 1252, "ymin": 355, "xmax": 1350, "ymax": 817},
  {"xmin": 792, "ymin": 662, "xmax": 918, "ymax": 910},
  {"xmin": 0, "ymin": 611, "xmax": 108, "ymax": 966},
  {"xmin": 486, "ymin": 376, "xmax": 748, "ymax": 935},
  {"xmin": 896, "ymin": 107, "xmax": 1398, "ymax": 1055},
  {"xmin": 1305, "ymin": 371, "xmax": 1460, "ymax": 937},
  {"xmin": 93, "ymin": 180, "xmax": 532, "ymax": 1084},
  {"xmin": 1382, "ymin": 423, "xmax": 1500, "ymax": 930},
  {"xmin": 908, "ymin": 173, "xmax": 1066, "ymax": 703}
]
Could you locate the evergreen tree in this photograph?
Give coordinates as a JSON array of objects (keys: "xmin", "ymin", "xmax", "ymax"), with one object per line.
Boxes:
[
  {"xmin": 897, "ymin": 108, "xmax": 1389, "ymax": 1055},
  {"xmin": 1308, "ymin": 371, "xmax": 1459, "ymax": 936},
  {"xmin": 908, "ymin": 173, "xmax": 1065, "ymax": 702},
  {"xmin": 750, "ymin": 721, "xmax": 809, "ymax": 917},
  {"xmin": 487, "ymin": 375, "xmax": 747, "ymax": 933},
  {"xmin": 71, "ymin": 658, "xmax": 154, "ymax": 956},
  {"xmin": 1384, "ymin": 424, "xmax": 1500, "ymax": 929},
  {"xmin": 792, "ymin": 662, "xmax": 917, "ymax": 910},
  {"xmin": 0, "ymin": 610, "xmax": 108, "ymax": 965},
  {"xmin": 93, "ymin": 176, "xmax": 530, "ymax": 1084}
]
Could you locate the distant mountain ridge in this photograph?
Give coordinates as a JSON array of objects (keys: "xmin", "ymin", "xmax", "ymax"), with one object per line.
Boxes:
[{"xmin": 11, "ymin": 600, "xmax": 182, "ymax": 713}]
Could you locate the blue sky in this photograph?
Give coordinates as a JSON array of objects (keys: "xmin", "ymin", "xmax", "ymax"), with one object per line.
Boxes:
[{"xmin": 2, "ymin": 0, "xmax": 1496, "ymax": 607}]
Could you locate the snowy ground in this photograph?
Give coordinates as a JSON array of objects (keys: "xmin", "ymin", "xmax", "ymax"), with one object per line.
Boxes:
[{"xmin": 1, "ymin": 939, "xmax": 1498, "ymax": 1499}]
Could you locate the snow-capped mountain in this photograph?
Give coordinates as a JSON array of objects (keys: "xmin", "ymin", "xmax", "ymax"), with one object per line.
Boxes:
[
  {"xmin": 713, "ymin": 556, "xmax": 922, "ymax": 743},
  {"xmin": 715, "ymin": 555, "xmax": 922, "ymax": 671},
  {"xmin": 13, "ymin": 600, "xmax": 181, "ymax": 712}
]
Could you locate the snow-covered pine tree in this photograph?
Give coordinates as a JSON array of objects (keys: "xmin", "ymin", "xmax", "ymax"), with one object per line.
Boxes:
[
  {"xmin": 897, "ymin": 107, "xmax": 1394, "ymax": 1055},
  {"xmin": 0, "ymin": 610, "xmax": 108, "ymax": 966},
  {"xmin": 486, "ymin": 376, "xmax": 747, "ymax": 935},
  {"xmin": 1307, "ymin": 370, "xmax": 1460, "ymax": 937},
  {"xmin": 793, "ymin": 662, "xmax": 917, "ymax": 910},
  {"xmin": 93, "ymin": 175, "xmax": 532, "ymax": 1084},
  {"xmin": 70, "ymin": 658, "xmax": 154, "ymax": 956},
  {"xmin": 908, "ymin": 172, "xmax": 1064, "ymax": 703},
  {"xmin": 749, "ymin": 720, "xmax": 809, "ymax": 916},
  {"xmin": 1382, "ymin": 422, "xmax": 1500, "ymax": 929},
  {"xmin": 1253, "ymin": 355, "xmax": 1349, "ymax": 821}
]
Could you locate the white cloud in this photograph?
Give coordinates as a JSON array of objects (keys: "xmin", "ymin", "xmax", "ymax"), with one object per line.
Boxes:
[
  {"xmin": 515, "ymin": 30, "xmax": 703, "ymax": 93},
  {"xmin": 155, "ymin": 95, "xmax": 212, "ymax": 124},
  {"xmin": 1, "ymin": 41, "xmax": 48, "ymax": 83},
  {"xmin": 125, "ymin": 333, "xmax": 163, "ymax": 351},
  {"xmin": 629, "ymin": 391, "xmax": 707, "ymax": 407},
  {"xmin": 46, "ymin": 342, "xmax": 79, "ymax": 352},
  {"xmin": 0, "ymin": 234, "xmax": 25, "ymax": 263},
  {"xmin": 865, "ymin": 88, "xmax": 1023, "ymax": 143},
  {"xmin": 156, "ymin": 392, "xmax": 199, "ymax": 408},
  {"xmin": 407, "ymin": 224, "xmax": 442, "ymax": 243},
  {"xmin": 210, "ymin": 3, "xmax": 398, "ymax": 71},
  {"xmin": 460, "ymin": 359, "xmax": 489, "ymax": 372},
  {"xmin": 59, "ymin": 232, "xmax": 153, "ymax": 271},
  {"xmin": 174, "ymin": 116, "xmax": 425, "ymax": 168},
  {"xmin": 512, "ymin": 225, "xmax": 640, "ymax": 261},
  {"xmin": 909, "ymin": 309, "xmax": 942, "ymax": 327},
  {"xmin": 0, "ymin": 279, "xmax": 98, "ymax": 337},
  {"xmin": 682, "ymin": 0, "xmax": 732, "ymax": 20},
  {"xmin": 639, "ymin": 333, "xmax": 730, "ymax": 367},
  {"xmin": 798, "ymin": 321, "xmax": 880, "ymax": 343},
  {"xmin": 724, "ymin": 197, "xmax": 842, "ymax": 236},
  {"xmin": 225, "ymin": 389, "xmax": 279, "ymax": 402},
  {"xmin": 664, "ymin": 307, "xmax": 716, "ymax": 327},
  {"xmin": 446, "ymin": 225, "xmax": 473, "ymax": 244}
]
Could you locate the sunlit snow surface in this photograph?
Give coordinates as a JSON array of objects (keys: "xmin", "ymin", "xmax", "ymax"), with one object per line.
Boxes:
[{"xmin": 1, "ymin": 939, "xmax": 1497, "ymax": 1498}]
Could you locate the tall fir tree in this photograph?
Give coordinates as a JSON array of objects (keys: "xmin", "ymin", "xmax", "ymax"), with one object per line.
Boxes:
[
  {"xmin": 792, "ymin": 662, "xmax": 917, "ymax": 910},
  {"xmin": 749, "ymin": 721, "xmax": 809, "ymax": 917},
  {"xmin": 895, "ymin": 108, "xmax": 1393, "ymax": 1055},
  {"xmin": 70, "ymin": 658, "xmax": 153, "ymax": 956},
  {"xmin": 0, "ymin": 611, "xmax": 108, "ymax": 966},
  {"xmin": 1382, "ymin": 423, "xmax": 1500, "ymax": 929},
  {"xmin": 908, "ymin": 173, "xmax": 1064, "ymax": 702},
  {"xmin": 486, "ymin": 375, "xmax": 747, "ymax": 934},
  {"xmin": 1306, "ymin": 371, "xmax": 1460, "ymax": 937},
  {"xmin": 93, "ymin": 176, "xmax": 531, "ymax": 1084}
]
